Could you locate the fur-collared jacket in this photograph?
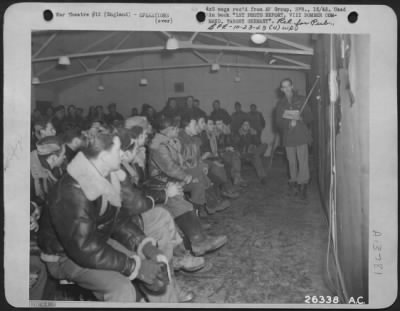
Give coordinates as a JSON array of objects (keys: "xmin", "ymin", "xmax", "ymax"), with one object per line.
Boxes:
[
  {"xmin": 38, "ymin": 152, "xmax": 153, "ymax": 278},
  {"xmin": 148, "ymin": 133, "xmax": 190, "ymax": 183}
]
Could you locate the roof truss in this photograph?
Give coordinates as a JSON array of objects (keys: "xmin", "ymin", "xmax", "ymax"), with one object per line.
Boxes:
[{"xmin": 32, "ymin": 31, "xmax": 313, "ymax": 84}]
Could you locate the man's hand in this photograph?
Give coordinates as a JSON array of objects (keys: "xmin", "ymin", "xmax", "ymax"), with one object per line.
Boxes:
[
  {"xmin": 291, "ymin": 110, "xmax": 302, "ymax": 121},
  {"xmin": 134, "ymin": 147, "xmax": 146, "ymax": 168},
  {"xmin": 30, "ymin": 217, "xmax": 39, "ymax": 232},
  {"xmin": 29, "ymin": 273, "xmax": 39, "ymax": 288},
  {"xmin": 183, "ymin": 175, "xmax": 193, "ymax": 184},
  {"xmin": 142, "ymin": 242, "xmax": 163, "ymax": 260},
  {"xmin": 283, "ymin": 110, "xmax": 302, "ymax": 121},
  {"xmin": 166, "ymin": 182, "xmax": 183, "ymax": 198},
  {"xmin": 202, "ymin": 152, "xmax": 211, "ymax": 160},
  {"xmin": 137, "ymin": 259, "xmax": 162, "ymax": 284}
]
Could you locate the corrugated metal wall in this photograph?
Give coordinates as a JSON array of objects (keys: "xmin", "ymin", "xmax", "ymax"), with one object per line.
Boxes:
[{"xmin": 309, "ymin": 34, "xmax": 369, "ymax": 301}]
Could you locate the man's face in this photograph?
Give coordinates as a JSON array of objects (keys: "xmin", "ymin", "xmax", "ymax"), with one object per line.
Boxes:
[
  {"xmin": 169, "ymin": 100, "xmax": 176, "ymax": 109},
  {"xmin": 250, "ymin": 105, "xmax": 257, "ymax": 112},
  {"xmin": 281, "ymin": 80, "xmax": 293, "ymax": 97},
  {"xmin": 50, "ymin": 145, "xmax": 66, "ymax": 168},
  {"xmin": 165, "ymin": 126, "xmax": 179, "ymax": 139},
  {"xmin": 109, "ymin": 105, "xmax": 116, "ymax": 113},
  {"xmin": 207, "ymin": 120, "xmax": 215, "ymax": 132},
  {"xmin": 55, "ymin": 110, "xmax": 64, "ymax": 119},
  {"xmin": 186, "ymin": 119, "xmax": 198, "ymax": 135},
  {"xmin": 216, "ymin": 120, "xmax": 224, "ymax": 131},
  {"xmin": 242, "ymin": 121, "xmax": 250, "ymax": 131},
  {"xmin": 187, "ymin": 97, "xmax": 193, "ymax": 108},
  {"xmin": 235, "ymin": 104, "xmax": 241, "ymax": 112},
  {"xmin": 197, "ymin": 118, "xmax": 206, "ymax": 132},
  {"xmin": 91, "ymin": 121, "xmax": 101, "ymax": 129},
  {"xmin": 137, "ymin": 132, "xmax": 147, "ymax": 147},
  {"xmin": 102, "ymin": 136, "xmax": 122, "ymax": 172},
  {"xmin": 72, "ymin": 137, "xmax": 83, "ymax": 150},
  {"xmin": 213, "ymin": 101, "xmax": 220, "ymax": 110},
  {"xmin": 121, "ymin": 141, "xmax": 136, "ymax": 163},
  {"xmin": 194, "ymin": 100, "xmax": 200, "ymax": 108},
  {"xmin": 41, "ymin": 122, "xmax": 56, "ymax": 138}
]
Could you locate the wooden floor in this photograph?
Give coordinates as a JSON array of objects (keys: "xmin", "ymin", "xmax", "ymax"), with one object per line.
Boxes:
[
  {"xmin": 176, "ymin": 154, "xmax": 333, "ymax": 304},
  {"xmin": 40, "ymin": 153, "xmax": 332, "ymax": 304}
]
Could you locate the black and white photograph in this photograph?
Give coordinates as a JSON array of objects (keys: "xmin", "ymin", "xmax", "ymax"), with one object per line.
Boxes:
[{"xmin": 3, "ymin": 3, "xmax": 397, "ymax": 308}]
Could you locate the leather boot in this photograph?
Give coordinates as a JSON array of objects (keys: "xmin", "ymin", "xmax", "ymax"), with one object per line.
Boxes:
[
  {"xmin": 172, "ymin": 250, "xmax": 205, "ymax": 272},
  {"xmin": 288, "ymin": 181, "xmax": 298, "ymax": 196},
  {"xmin": 204, "ymin": 188, "xmax": 218, "ymax": 215},
  {"xmin": 174, "ymin": 211, "xmax": 228, "ymax": 256},
  {"xmin": 299, "ymin": 184, "xmax": 308, "ymax": 200},
  {"xmin": 205, "ymin": 188, "xmax": 231, "ymax": 214},
  {"xmin": 193, "ymin": 207, "xmax": 212, "ymax": 230}
]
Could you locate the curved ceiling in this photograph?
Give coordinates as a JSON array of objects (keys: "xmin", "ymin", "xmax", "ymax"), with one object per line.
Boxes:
[{"xmin": 32, "ymin": 31, "xmax": 313, "ymax": 89}]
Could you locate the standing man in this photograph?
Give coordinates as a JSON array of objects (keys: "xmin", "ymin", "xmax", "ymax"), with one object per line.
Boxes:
[
  {"xmin": 247, "ymin": 104, "xmax": 266, "ymax": 140},
  {"xmin": 210, "ymin": 100, "xmax": 231, "ymax": 126},
  {"xmin": 231, "ymin": 102, "xmax": 248, "ymax": 136},
  {"xmin": 105, "ymin": 103, "xmax": 124, "ymax": 125},
  {"xmin": 275, "ymin": 78, "xmax": 313, "ymax": 200}
]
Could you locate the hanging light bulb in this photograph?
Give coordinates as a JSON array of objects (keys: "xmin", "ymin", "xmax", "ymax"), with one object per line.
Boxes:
[
  {"xmin": 139, "ymin": 34, "xmax": 148, "ymax": 86},
  {"xmin": 97, "ymin": 75, "xmax": 104, "ymax": 91},
  {"xmin": 211, "ymin": 63, "xmax": 220, "ymax": 72},
  {"xmin": 32, "ymin": 77, "xmax": 40, "ymax": 85},
  {"xmin": 139, "ymin": 77, "xmax": 148, "ymax": 86},
  {"xmin": 234, "ymin": 55, "xmax": 240, "ymax": 82},
  {"xmin": 251, "ymin": 33, "xmax": 267, "ymax": 45},
  {"xmin": 166, "ymin": 37, "xmax": 179, "ymax": 50},
  {"xmin": 58, "ymin": 56, "xmax": 71, "ymax": 66}
]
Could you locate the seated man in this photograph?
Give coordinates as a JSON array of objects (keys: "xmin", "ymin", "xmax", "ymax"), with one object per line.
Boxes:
[
  {"xmin": 30, "ymin": 201, "xmax": 47, "ymax": 300},
  {"xmin": 62, "ymin": 127, "xmax": 85, "ymax": 163},
  {"xmin": 30, "ymin": 136, "xmax": 66, "ymax": 202},
  {"xmin": 196, "ymin": 115, "xmax": 239, "ymax": 200},
  {"xmin": 38, "ymin": 128, "xmax": 178, "ymax": 302},
  {"xmin": 117, "ymin": 123, "xmax": 205, "ymax": 276},
  {"xmin": 235, "ymin": 121, "xmax": 268, "ymax": 184},
  {"xmin": 178, "ymin": 116, "xmax": 230, "ymax": 215},
  {"xmin": 213, "ymin": 118, "xmax": 248, "ymax": 187},
  {"xmin": 148, "ymin": 116, "xmax": 227, "ymax": 256},
  {"xmin": 31, "ymin": 118, "xmax": 57, "ymax": 151}
]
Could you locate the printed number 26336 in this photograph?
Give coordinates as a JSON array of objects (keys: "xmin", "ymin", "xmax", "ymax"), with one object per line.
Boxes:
[{"xmin": 305, "ymin": 296, "xmax": 340, "ymax": 304}]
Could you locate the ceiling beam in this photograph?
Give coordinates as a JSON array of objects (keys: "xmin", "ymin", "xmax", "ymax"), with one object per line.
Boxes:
[
  {"xmin": 265, "ymin": 34, "xmax": 313, "ymax": 52},
  {"xmin": 33, "ymin": 31, "xmax": 120, "ymax": 77},
  {"xmin": 161, "ymin": 31, "xmax": 171, "ymax": 38},
  {"xmin": 272, "ymin": 55, "xmax": 310, "ymax": 68},
  {"xmin": 38, "ymin": 60, "xmax": 309, "ymax": 85},
  {"xmin": 95, "ymin": 33, "xmax": 132, "ymax": 71},
  {"xmin": 32, "ymin": 33, "xmax": 57, "ymax": 59},
  {"xmin": 33, "ymin": 46, "xmax": 166, "ymax": 63},
  {"xmin": 190, "ymin": 32, "xmax": 198, "ymax": 42},
  {"xmin": 37, "ymin": 63, "xmax": 211, "ymax": 84},
  {"xmin": 186, "ymin": 42, "xmax": 313, "ymax": 55},
  {"xmin": 192, "ymin": 50, "xmax": 211, "ymax": 63},
  {"xmin": 36, "ymin": 63, "xmax": 58, "ymax": 77},
  {"xmin": 216, "ymin": 51, "xmax": 224, "ymax": 62},
  {"xmin": 197, "ymin": 32, "xmax": 243, "ymax": 47},
  {"xmin": 220, "ymin": 63, "xmax": 310, "ymax": 70},
  {"xmin": 33, "ymin": 38, "xmax": 313, "ymax": 64},
  {"xmin": 77, "ymin": 59, "xmax": 89, "ymax": 72}
]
